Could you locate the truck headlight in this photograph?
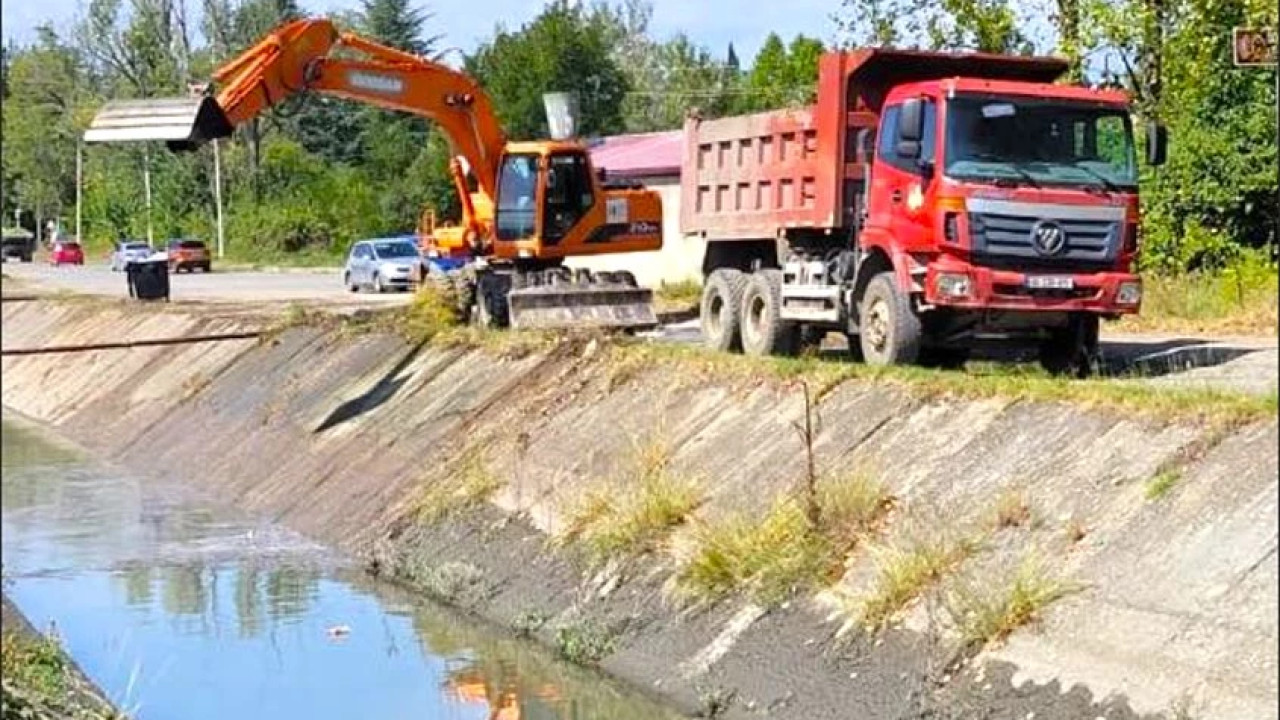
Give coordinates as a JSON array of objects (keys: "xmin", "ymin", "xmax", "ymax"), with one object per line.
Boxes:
[
  {"xmin": 1116, "ymin": 281, "xmax": 1142, "ymax": 305},
  {"xmin": 936, "ymin": 272, "xmax": 972, "ymax": 299}
]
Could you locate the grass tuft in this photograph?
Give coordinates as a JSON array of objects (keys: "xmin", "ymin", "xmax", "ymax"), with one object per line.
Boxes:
[
  {"xmin": 946, "ymin": 556, "xmax": 1075, "ymax": 649},
  {"xmin": 400, "ymin": 282, "xmax": 465, "ymax": 341},
  {"xmin": 654, "ymin": 279, "xmax": 703, "ymax": 311},
  {"xmin": 676, "ymin": 471, "xmax": 893, "ymax": 606},
  {"xmin": 554, "ymin": 621, "xmax": 617, "ymax": 665},
  {"xmin": 816, "ymin": 470, "xmax": 895, "ymax": 546},
  {"xmin": 416, "ymin": 448, "xmax": 503, "ymax": 523},
  {"xmin": 677, "ymin": 498, "xmax": 828, "ymax": 606},
  {"xmin": 560, "ymin": 439, "xmax": 703, "ymax": 564},
  {"xmin": 848, "ymin": 534, "xmax": 979, "ymax": 633},
  {"xmin": 991, "ymin": 489, "xmax": 1032, "ymax": 530},
  {"xmin": 1144, "ymin": 468, "xmax": 1183, "ymax": 501}
]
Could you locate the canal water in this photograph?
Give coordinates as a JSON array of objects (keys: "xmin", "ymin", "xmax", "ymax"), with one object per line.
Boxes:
[{"xmin": 0, "ymin": 417, "xmax": 681, "ymax": 720}]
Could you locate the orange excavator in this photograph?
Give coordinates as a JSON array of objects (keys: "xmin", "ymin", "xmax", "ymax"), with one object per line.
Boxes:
[{"xmin": 160, "ymin": 17, "xmax": 663, "ymax": 329}]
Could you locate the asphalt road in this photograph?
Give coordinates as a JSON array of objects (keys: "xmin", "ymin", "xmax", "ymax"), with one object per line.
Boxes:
[
  {"xmin": 5, "ymin": 259, "xmax": 1275, "ymax": 395},
  {"xmin": 2, "ymin": 261, "xmax": 409, "ymax": 308}
]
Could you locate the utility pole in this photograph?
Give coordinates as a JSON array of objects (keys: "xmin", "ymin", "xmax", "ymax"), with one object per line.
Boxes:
[{"xmin": 75, "ymin": 143, "xmax": 83, "ymax": 242}]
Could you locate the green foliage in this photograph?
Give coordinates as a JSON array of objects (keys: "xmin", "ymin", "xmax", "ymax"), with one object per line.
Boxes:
[
  {"xmin": 734, "ymin": 33, "xmax": 825, "ymax": 113},
  {"xmin": 466, "ymin": 1, "xmax": 630, "ymax": 139}
]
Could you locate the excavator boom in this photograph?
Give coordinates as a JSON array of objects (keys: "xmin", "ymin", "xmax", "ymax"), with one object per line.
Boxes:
[{"xmin": 119, "ymin": 17, "xmax": 661, "ymax": 331}]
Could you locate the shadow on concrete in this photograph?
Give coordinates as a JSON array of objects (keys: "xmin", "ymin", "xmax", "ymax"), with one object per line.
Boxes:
[
  {"xmin": 928, "ymin": 658, "xmax": 1172, "ymax": 720},
  {"xmin": 1096, "ymin": 337, "xmax": 1262, "ymax": 378},
  {"xmin": 313, "ymin": 340, "xmax": 426, "ymax": 434},
  {"xmin": 797, "ymin": 334, "xmax": 1267, "ymax": 380}
]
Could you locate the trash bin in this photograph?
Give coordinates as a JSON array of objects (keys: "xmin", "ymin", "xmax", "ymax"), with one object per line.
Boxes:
[{"xmin": 126, "ymin": 258, "xmax": 170, "ymax": 301}]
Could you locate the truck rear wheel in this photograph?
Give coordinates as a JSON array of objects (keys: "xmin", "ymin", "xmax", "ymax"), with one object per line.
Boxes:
[
  {"xmin": 740, "ymin": 269, "xmax": 799, "ymax": 357},
  {"xmin": 1038, "ymin": 314, "xmax": 1099, "ymax": 379},
  {"xmin": 701, "ymin": 268, "xmax": 747, "ymax": 352},
  {"xmin": 858, "ymin": 272, "xmax": 921, "ymax": 366}
]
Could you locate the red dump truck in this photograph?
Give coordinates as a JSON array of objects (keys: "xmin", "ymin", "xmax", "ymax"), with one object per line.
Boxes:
[{"xmin": 684, "ymin": 49, "xmax": 1166, "ymax": 376}]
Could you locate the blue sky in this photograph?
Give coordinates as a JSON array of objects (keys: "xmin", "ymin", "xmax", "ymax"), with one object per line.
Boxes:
[{"xmin": 2, "ymin": 0, "xmax": 842, "ymax": 64}]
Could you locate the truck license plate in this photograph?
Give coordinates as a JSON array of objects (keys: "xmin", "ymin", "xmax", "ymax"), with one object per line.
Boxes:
[{"xmin": 1026, "ymin": 275, "xmax": 1074, "ymax": 290}]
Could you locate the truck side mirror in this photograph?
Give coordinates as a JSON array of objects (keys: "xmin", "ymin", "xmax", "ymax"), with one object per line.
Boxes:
[
  {"xmin": 1146, "ymin": 122, "xmax": 1167, "ymax": 166},
  {"xmin": 896, "ymin": 98, "xmax": 924, "ymax": 159}
]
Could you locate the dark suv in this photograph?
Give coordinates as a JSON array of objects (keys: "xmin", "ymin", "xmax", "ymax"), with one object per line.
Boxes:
[{"xmin": 166, "ymin": 239, "xmax": 211, "ymax": 273}]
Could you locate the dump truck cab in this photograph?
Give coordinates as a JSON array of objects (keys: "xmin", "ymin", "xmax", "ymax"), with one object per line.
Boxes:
[{"xmin": 687, "ymin": 48, "xmax": 1166, "ymax": 375}]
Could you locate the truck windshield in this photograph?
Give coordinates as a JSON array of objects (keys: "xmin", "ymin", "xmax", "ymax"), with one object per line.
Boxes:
[
  {"xmin": 944, "ymin": 95, "xmax": 1137, "ymax": 190},
  {"xmin": 496, "ymin": 154, "xmax": 539, "ymax": 240}
]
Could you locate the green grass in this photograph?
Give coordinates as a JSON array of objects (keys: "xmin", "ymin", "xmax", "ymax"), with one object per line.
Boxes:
[
  {"xmin": 676, "ymin": 472, "xmax": 892, "ymax": 606},
  {"xmin": 605, "ymin": 341, "xmax": 1278, "ymax": 428},
  {"xmin": 1117, "ymin": 266, "xmax": 1278, "ymax": 337},
  {"xmin": 559, "ymin": 439, "xmax": 704, "ymax": 564},
  {"xmin": 946, "ymin": 556, "xmax": 1075, "ymax": 649},
  {"xmin": 554, "ymin": 621, "xmax": 618, "ymax": 665},
  {"xmin": 654, "ymin": 279, "xmax": 702, "ymax": 311},
  {"xmin": 1, "ymin": 626, "xmax": 124, "ymax": 719},
  {"xmin": 1144, "ymin": 468, "xmax": 1183, "ymax": 501},
  {"xmin": 844, "ymin": 534, "xmax": 980, "ymax": 633},
  {"xmin": 990, "ymin": 489, "xmax": 1032, "ymax": 530},
  {"xmin": 416, "ymin": 448, "xmax": 503, "ymax": 523}
]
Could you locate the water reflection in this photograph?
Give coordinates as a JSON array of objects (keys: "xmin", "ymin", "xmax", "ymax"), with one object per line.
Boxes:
[{"xmin": 0, "ymin": 417, "xmax": 680, "ymax": 720}]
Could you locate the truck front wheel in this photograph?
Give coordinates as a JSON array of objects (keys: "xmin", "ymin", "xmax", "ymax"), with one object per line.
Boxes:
[
  {"xmin": 740, "ymin": 269, "xmax": 799, "ymax": 357},
  {"xmin": 858, "ymin": 272, "xmax": 922, "ymax": 366},
  {"xmin": 1038, "ymin": 314, "xmax": 1099, "ymax": 379},
  {"xmin": 701, "ymin": 268, "xmax": 748, "ymax": 352}
]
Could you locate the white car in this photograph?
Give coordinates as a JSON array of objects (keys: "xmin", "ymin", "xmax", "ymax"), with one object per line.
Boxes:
[
  {"xmin": 343, "ymin": 238, "xmax": 424, "ymax": 293},
  {"xmin": 110, "ymin": 240, "xmax": 154, "ymax": 271}
]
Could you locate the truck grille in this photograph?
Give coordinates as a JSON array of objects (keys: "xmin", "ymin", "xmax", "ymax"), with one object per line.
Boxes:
[{"xmin": 970, "ymin": 212, "xmax": 1119, "ymax": 265}]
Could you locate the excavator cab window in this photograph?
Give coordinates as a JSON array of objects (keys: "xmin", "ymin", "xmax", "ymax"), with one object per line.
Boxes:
[
  {"xmin": 542, "ymin": 152, "xmax": 595, "ymax": 242},
  {"xmin": 496, "ymin": 153, "xmax": 540, "ymax": 241}
]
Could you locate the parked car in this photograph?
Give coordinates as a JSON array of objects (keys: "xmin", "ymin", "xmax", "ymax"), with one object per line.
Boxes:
[
  {"xmin": 1, "ymin": 228, "xmax": 35, "ymax": 263},
  {"xmin": 48, "ymin": 240, "xmax": 84, "ymax": 266},
  {"xmin": 110, "ymin": 240, "xmax": 153, "ymax": 271},
  {"xmin": 166, "ymin": 238, "xmax": 211, "ymax": 273},
  {"xmin": 343, "ymin": 238, "xmax": 423, "ymax": 293}
]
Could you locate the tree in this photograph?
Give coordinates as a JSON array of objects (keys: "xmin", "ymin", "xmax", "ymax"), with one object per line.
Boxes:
[
  {"xmin": 2, "ymin": 26, "xmax": 88, "ymax": 235},
  {"xmin": 359, "ymin": 0, "xmax": 440, "ymax": 56},
  {"xmin": 927, "ymin": 0, "xmax": 1033, "ymax": 54},
  {"xmin": 735, "ymin": 33, "xmax": 824, "ymax": 113},
  {"xmin": 465, "ymin": 1, "xmax": 630, "ymax": 139}
]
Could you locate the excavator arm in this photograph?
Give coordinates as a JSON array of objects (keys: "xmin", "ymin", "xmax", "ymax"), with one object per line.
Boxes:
[{"xmin": 202, "ymin": 18, "xmax": 505, "ymax": 202}]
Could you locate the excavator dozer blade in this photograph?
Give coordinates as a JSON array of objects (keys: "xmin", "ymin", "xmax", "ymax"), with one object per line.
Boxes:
[{"xmin": 507, "ymin": 284, "xmax": 658, "ymax": 331}]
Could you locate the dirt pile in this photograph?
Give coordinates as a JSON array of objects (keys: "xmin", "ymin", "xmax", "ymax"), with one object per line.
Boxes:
[{"xmin": 2, "ymin": 297, "xmax": 1275, "ymax": 720}]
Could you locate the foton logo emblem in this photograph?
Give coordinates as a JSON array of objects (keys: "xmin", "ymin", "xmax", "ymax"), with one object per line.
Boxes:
[{"xmin": 347, "ymin": 71, "xmax": 404, "ymax": 94}]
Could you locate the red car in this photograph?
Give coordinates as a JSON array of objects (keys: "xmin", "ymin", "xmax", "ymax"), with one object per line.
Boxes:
[{"xmin": 49, "ymin": 240, "xmax": 85, "ymax": 266}]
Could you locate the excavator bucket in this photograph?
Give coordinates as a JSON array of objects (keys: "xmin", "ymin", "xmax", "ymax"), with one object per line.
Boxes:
[
  {"xmin": 85, "ymin": 96, "xmax": 234, "ymax": 152},
  {"xmin": 507, "ymin": 279, "xmax": 658, "ymax": 331}
]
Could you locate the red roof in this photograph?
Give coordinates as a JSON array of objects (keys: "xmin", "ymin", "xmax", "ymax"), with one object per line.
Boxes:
[{"xmin": 589, "ymin": 130, "xmax": 683, "ymax": 179}]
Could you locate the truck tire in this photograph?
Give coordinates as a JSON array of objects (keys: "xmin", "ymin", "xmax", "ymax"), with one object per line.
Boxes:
[
  {"xmin": 1038, "ymin": 314, "xmax": 1099, "ymax": 378},
  {"xmin": 858, "ymin": 272, "xmax": 921, "ymax": 366},
  {"xmin": 474, "ymin": 273, "xmax": 510, "ymax": 328},
  {"xmin": 701, "ymin": 268, "xmax": 748, "ymax": 352},
  {"xmin": 740, "ymin": 269, "xmax": 799, "ymax": 357}
]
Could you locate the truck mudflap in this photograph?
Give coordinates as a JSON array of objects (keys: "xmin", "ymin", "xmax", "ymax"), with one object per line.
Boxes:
[{"xmin": 507, "ymin": 283, "xmax": 658, "ymax": 331}]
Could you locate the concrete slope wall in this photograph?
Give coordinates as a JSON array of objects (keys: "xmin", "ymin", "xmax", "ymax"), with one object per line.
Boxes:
[{"xmin": 2, "ymin": 298, "xmax": 1275, "ymax": 720}]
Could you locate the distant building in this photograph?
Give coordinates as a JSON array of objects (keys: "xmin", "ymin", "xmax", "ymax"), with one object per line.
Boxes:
[{"xmin": 570, "ymin": 130, "xmax": 701, "ymax": 289}]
